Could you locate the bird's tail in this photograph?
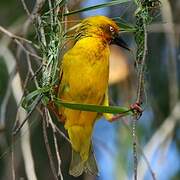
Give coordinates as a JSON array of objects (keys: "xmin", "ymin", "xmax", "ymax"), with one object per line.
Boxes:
[{"xmin": 69, "ymin": 145, "xmax": 99, "ymax": 177}]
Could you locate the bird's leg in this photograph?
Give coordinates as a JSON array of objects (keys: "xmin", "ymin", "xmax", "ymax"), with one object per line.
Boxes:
[
  {"xmin": 108, "ymin": 113, "xmax": 126, "ymax": 122},
  {"xmin": 47, "ymin": 100, "xmax": 65, "ymax": 123},
  {"xmin": 108, "ymin": 102, "xmax": 143, "ymax": 122},
  {"xmin": 130, "ymin": 101, "xmax": 143, "ymax": 119}
]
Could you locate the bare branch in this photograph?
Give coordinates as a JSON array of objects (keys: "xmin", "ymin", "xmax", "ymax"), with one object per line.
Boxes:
[
  {"xmin": 14, "ymin": 39, "xmax": 42, "ymax": 60},
  {"xmin": 121, "ymin": 118, "xmax": 156, "ymax": 180},
  {"xmin": 12, "ymin": 73, "xmax": 38, "ymax": 180},
  {"xmin": 0, "ymin": 26, "xmax": 38, "ymax": 180},
  {"xmin": 26, "ymin": 53, "xmax": 39, "ymax": 88},
  {"xmin": 0, "ymin": 25, "xmax": 42, "ymax": 60},
  {"xmin": 21, "ymin": 0, "xmax": 45, "ymax": 35},
  {"xmin": 11, "ymin": 136, "xmax": 16, "ymax": 180},
  {"xmin": 13, "ymin": 95, "xmax": 42, "ymax": 135},
  {"xmin": 0, "ymin": 26, "xmax": 32, "ymax": 44},
  {"xmin": 20, "ymin": 0, "xmax": 31, "ymax": 16},
  {"xmin": 45, "ymin": 108, "xmax": 64, "ymax": 179},
  {"xmin": 136, "ymin": 22, "xmax": 147, "ymax": 104},
  {"xmin": 0, "ymin": 64, "xmax": 16, "ymax": 127},
  {"xmin": 42, "ymin": 110, "xmax": 59, "ymax": 180}
]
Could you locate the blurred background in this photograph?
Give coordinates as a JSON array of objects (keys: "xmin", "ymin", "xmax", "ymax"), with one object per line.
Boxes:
[{"xmin": 0, "ymin": 0, "xmax": 180, "ymax": 180}]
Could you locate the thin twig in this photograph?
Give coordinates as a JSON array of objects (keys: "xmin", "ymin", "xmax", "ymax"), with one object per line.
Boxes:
[
  {"xmin": 54, "ymin": 124, "xmax": 71, "ymax": 144},
  {"xmin": 37, "ymin": 16, "xmax": 47, "ymax": 47},
  {"xmin": 22, "ymin": 63, "xmax": 44, "ymax": 95},
  {"xmin": 20, "ymin": 0, "xmax": 31, "ymax": 16},
  {"xmin": 0, "ymin": 68, "xmax": 16, "ymax": 126},
  {"xmin": 136, "ymin": 22, "xmax": 148, "ymax": 105},
  {"xmin": 26, "ymin": 53, "xmax": 39, "ymax": 88},
  {"xmin": 64, "ymin": 4, "xmax": 69, "ymax": 34},
  {"xmin": 11, "ymin": 135, "xmax": 16, "ymax": 180},
  {"xmin": 132, "ymin": 117, "xmax": 137, "ymax": 180},
  {"xmin": 18, "ymin": 107, "xmax": 38, "ymax": 180},
  {"xmin": 38, "ymin": 106, "xmax": 70, "ymax": 143},
  {"xmin": 14, "ymin": 39, "xmax": 42, "ymax": 60},
  {"xmin": 29, "ymin": 63, "xmax": 44, "ymax": 80},
  {"xmin": 0, "ymin": 26, "xmax": 32, "ymax": 44},
  {"xmin": 0, "ymin": 111, "xmax": 40, "ymax": 160},
  {"xmin": 53, "ymin": 133, "xmax": 63, "ymax": 179},
  {"xmin": 48, "ymin": 0, "xmax": 54, "ymax": 30},
  {"xmin": 133, "ymin": 10, "xmax": 148, "ymax": 180},
  {"xmin": 21, "ymin": 0, "xmax": 45, "ymax": 35},
  {"xmin": 46, "ymin": 108, "xmax": 64, "ymax": 179},
  {"xmin": 23, "ymin": 71, "xmax": 31, "ymax": 92},
  {"xmin": 0, "ymin": 25, "xmax": 42, "ymax": 60},
  {"xmin": 11, "ymin": 69, "xmax": 38, "ymax": 180},
  {"xmin": 13, "ymin": 95, "xmax": 42, "ymax": 135},
  {"xmin": 121, "ymin": 118, "xmax": 156, "ymax": 180},
  {"xmin": 0, "ymin": 16, "xmax": 40, "ymax": 180},
  {"xmin": 42, "ymin": 109, "xmax": 59, "ymax": 180}
]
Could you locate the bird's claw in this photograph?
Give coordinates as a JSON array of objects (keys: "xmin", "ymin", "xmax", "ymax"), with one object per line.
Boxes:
[
  {"xmin": 48, "ymin": 100, "xmax": 65, "ymax": 123},
  {"xmin": 130, "ymin": 102, "xmax": 143, "ymax": 119}
]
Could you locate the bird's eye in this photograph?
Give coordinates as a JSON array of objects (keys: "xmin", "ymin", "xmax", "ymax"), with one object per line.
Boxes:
[{"xmin": 109, "ymin": 26, "xmax": 114, "ymax": 32}]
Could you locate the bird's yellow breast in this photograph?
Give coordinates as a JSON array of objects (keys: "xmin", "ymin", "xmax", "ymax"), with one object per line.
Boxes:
[{"xmin": 58, "ymin": 37, "xmax": 110, "ymax": 127}]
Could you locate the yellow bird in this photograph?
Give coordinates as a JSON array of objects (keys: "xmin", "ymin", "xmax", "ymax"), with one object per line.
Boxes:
[{"xmin": 58, "ymin": 15, "xmax": 129, "ymax": 177}]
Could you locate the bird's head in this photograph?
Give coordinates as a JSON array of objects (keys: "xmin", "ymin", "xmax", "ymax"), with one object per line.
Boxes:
[{"xmin": 77, "ymin": 15, "xmax": 129, "ymax": 50}]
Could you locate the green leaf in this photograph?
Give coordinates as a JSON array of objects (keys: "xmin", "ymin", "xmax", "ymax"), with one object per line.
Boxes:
[
  {"xmin": 113, "ymin": 17, "xmax": 136, "ymax": 32},
  {"xmin": 54, "ymin": 98, "xmax": 133, "ymax": 115},
  {"xmin": 21, "ymin": 86, "xmax": 51, "ymax": 109},
  {"xmin": 42, "ymin": 96, "xmax": 50, "ymax": 106},
  {"xmin": 44, "ymin": 0, "xmax": 70, "ymax": 15},
  {"xmin": 63, "ymin": 23, "xmax": 82, "ymax": 36},
  {"xmin": 64, "ymin": 0, "xmax": 132, "ymax": 16},
  {"xmin": 26, "ymin": 94, "xmax": 42, "ymax": 112},
  {"xmin": 24, "ymin": 87, "xmax": 50, "ymax": 102}
]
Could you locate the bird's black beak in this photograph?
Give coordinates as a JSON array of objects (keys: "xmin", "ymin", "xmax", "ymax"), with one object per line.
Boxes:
[{"xmin": 111, "ymin": 33, "xmax": 130, "ymax": 51}]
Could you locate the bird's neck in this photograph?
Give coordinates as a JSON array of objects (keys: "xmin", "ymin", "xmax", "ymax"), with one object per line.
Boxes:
[
  {"xmin": 74, "ymin": 36, "xmax": 109, "ymax": 54},
  {"xmin": 76, "ymin": 36, "xmax": 108, "ymax": 49}
]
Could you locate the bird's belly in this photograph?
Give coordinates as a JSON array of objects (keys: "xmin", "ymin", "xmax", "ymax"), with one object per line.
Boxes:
[
  {"xmin": 58, "ymin": 39, "xmax": 110, "ymax": 127},
  {"xmin": 60, "ymin": 58, "xmax": 109, "ymax": 127},
  {"xmin": 69, "ymin": 58, "xmax": 109, "ymax": 103}
]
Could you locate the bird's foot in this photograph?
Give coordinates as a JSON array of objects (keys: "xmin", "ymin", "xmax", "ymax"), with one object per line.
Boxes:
[
  {"xmin": 108, "ymin": 102, "xmax": 143, "ymax": 122},
  {"xmin": 130, "ymin": 102, "xmax": 143, "ymax": 119},
  {"xmin": 48, "ymin": 100, "xmax": 65, "ymax": 123}
]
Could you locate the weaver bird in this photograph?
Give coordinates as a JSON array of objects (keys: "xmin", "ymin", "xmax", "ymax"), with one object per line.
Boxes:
[{"xmin": 58, "ymin": 15, "xmax": 129, "ymax": 177}]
